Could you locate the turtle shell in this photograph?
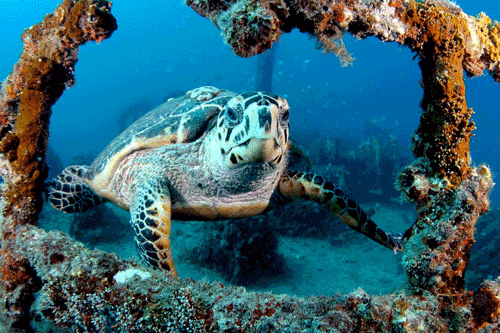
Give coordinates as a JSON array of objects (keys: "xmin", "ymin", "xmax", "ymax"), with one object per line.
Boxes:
[{"xmin": 87, "ymin": 86, "xmax": 236, "ymax": 187}]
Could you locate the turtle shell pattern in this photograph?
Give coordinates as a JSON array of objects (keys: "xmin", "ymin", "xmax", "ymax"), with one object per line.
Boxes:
[{"xmin": 87, "ymin": 86, "xmax": 236, "ymax": 189}]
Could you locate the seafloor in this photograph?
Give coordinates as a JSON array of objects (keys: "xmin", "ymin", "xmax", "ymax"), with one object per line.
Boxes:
[
  {"xmin": 38, "ymin": 127, "xmax": 499, "ymax": 298},
  {"xmin": 38, "ymin": 200, "xmax": 409, "ymax": 296}
]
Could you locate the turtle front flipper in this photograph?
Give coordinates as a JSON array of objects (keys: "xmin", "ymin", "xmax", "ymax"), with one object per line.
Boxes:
[
  {"xmin": 131, "ymin": 178, "xmax": 177, "ymax": 277},
  {"xmin": 49, "ymin": 165, "xmax": 106, "ymax": 213},
  {"xmin": 278, "ymin": 171, "xmax": 404, "ymax": 253}
]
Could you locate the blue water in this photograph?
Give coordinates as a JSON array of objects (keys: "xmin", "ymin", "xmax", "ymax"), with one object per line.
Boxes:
[{"xmin": 1, "ymin": 0, "xmax": 499, "ymax": 205}]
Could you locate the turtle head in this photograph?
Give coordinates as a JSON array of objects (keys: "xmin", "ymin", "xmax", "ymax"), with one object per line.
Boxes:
[{"xmin": 214, "ymin": 92, "xmax": 290, "ymax": 169}]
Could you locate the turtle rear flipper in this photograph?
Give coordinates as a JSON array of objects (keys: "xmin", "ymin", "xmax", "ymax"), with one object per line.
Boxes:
[{"xmin": 49, "ymin": 165, "xmax": 106, "ymax": 213}]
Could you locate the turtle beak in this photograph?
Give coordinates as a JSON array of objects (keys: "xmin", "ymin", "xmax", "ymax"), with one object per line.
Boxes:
[
  {"xmin": 243, "ymin": 137, "xmax": 282, "ymax": 164},
  {"xmin": 240, "ymin": 104, "xmax": 283, "ymax": 164}
]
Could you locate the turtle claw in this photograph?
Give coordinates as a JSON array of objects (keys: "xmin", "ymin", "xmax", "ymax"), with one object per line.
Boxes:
[{"xmin": 388, "ymin": 232, "xmax": 404, "ymax": 254}]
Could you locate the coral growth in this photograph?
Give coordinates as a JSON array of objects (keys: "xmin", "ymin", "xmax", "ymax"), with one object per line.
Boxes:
[
  {"xmin": 0, "ymin": 0, "xmax": 117, "ymax": 329},
  {"xmin": 4, "ymin": 225, "xmax": 498, "ymax": 332},
  {"xmin": 182, "ymin": 0, "xmax": 499, "ymax": 330},
  {"xmin": 1, "ymin": 0, "xmax": 499, "ymax": 331},
  {"xmin": 402, "ymin": 1, "xmax": 476, "ymax": 187},
  {"xmin": 401, "ymin": 164, "xmax": 494, "ymax": 294},
  {"xmin": 472, "ymin": 280, "xmax": 500, "ymax": 330},
  {"xmin": 189, "ymin": 0, "xmax": 289, "ymax": 58},
  {"xmin": 467, "ymin": 207, "xmax": 500, "ymax": 290}
]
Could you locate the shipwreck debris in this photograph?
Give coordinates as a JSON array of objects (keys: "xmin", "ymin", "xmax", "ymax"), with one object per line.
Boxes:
[{"xmin": 0, "ymin": 0, "xmax": 498, "ymax": 331}]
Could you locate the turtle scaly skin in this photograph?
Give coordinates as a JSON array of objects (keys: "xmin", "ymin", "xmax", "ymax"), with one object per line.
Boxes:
[
  {"xmin": 279, "ymin": 171, "xmax": 403, "ymax": 254},
  {"xmin": 49, "ymin": 86, "xmax": 403, "ymax": 277},
  {"xmin": 50, "ymin": 165, "xmax": 106, "ymax": 213}
]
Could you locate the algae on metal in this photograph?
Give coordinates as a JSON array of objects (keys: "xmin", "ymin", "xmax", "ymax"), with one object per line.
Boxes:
[
  {"xmin": 1, "ymin": 0, "xmax": 500, "ymax": 331},
  {"xmin": 0, "ymin": 0, "xmax": 117, "ymax": 329},
  {"xmin": 11, "ymin": 226, "xmax": 500, "ymax": 332}
]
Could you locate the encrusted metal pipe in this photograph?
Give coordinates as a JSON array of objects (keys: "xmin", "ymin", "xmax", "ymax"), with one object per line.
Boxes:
[
  {"xmin": 0, "ymin": 0, "xmax": 116, "ymax": 328},
  {"xmin": 185, "ymin": 0, "xmax": 498, "ymax": 295}
]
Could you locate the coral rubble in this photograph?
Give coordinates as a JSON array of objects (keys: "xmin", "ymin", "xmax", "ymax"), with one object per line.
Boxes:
[
  {"xmin": 10, "ymin": 226, "xmax": 500, "ymax": 332},
  {"xmin": 0, "ymin": 0, "xmax": 499, "ymax": 331},
  {"xmin": 0, "ymin": 0, "xmax": 116, "ymax": 329}
]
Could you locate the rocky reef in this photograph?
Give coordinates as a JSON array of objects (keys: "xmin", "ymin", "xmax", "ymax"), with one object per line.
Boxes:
[{"xmin": 1, "ymin": 0, "xmax": 500, "ymax": 331}]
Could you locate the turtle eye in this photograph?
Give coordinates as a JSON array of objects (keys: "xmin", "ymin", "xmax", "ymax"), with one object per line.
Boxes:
[
  {"xmin": 226, "ymin": 107, "xmax": 237, "ymax": 122},
  {"xmin": 281, "ymin": 109, "xmax": 290, "ymax": 123}
]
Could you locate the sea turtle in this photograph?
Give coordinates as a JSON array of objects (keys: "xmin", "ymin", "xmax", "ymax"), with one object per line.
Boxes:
[{"xmin": 49, "ymin": 86, "xmax": 403, "ymax": 277}]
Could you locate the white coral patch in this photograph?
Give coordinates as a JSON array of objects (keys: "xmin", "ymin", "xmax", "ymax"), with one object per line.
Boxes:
[
  {"xmin": 466, "ymin": 16, "xmax": 483, "ymax": 62},
  {"xmin": 187, "ymin": 86, "xmax": 221, "ymax": 102},
  {"xmin": 113, "ymin": 268, "xmax": 152, "ymax": 283},
  {"xmin": 370, "ymin": 2, "xmax": 407, "ymax": 41}
]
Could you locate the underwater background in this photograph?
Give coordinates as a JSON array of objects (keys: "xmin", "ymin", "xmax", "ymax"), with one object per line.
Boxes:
[{"xmin": 1, "ymin": 0, "xmax": 500, "ymax": 297}]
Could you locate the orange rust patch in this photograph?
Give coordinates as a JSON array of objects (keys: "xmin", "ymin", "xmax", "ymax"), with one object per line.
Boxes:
[
  {"xmin": 393, "ymin": 297, "xmax": 411, "ymax": 316},
  {"xmin": 318, "ymin": 13, "xmax": 333, "ymax": 32},
  {"xmin": 331, "ymin": 3, "xmax": 345, "ymax": 23},
  {"xmin": 400, "ymin": 1, "xmax": 474, "ymax": 187},
  {"xmin": 253, "ymin": 307, "xmax": 275, "ymax": 318},
  {"xmin": 0, "ymin": 250, "xmax": 33, "ymax": 293},
  {"xmin": 317, "ymin": 4, "xmax": 345, "ymax": 32},
  {"xmin": 472, "ymin": 286, "xmax": 500, "ymax": 329},
  {"xmin": 388, "ymin": 0, "xmax": 404, "ymax": 9}
]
